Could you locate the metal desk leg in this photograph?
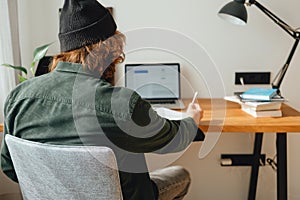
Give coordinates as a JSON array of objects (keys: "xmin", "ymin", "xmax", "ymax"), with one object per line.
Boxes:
[
  {"xmin": 220, "ymin": 133, "xmax": 265, "ymax": 200},
  {"xmin": 277, "ymin": 133, "xmax": 287, "ymax": 200},
  {"xmin": 248, "ymin": 132, "xmax": 264, "ymax": 200}
]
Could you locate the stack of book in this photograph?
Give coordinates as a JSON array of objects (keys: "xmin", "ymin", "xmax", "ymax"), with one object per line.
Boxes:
[
  {"xmin": 241, "ymin": 101, "xmax": 282, "ymax": 117},
  {"xmin": 225, "ymin": 88, "xmax": 286, "ymax": 118}
]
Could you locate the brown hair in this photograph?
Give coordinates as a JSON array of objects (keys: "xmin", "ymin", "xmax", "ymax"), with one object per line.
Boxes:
[{"xmin": 50, "ymin": 31, "xmax": 125, "ymax": 85}]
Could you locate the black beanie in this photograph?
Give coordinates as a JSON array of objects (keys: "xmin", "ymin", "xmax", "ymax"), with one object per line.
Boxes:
[{"xmin": 59, "ymin": 0, "xmax": 117, "ymax": 52}]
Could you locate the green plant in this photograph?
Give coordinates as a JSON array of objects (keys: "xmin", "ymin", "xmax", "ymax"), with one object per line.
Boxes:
[{"xmin": 1, "ymin": 42, "xmax": 53, "ymax": 82}]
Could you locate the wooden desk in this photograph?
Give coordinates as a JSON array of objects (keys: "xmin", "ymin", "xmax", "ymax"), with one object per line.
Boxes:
[
  {"xmin": 189, "ymin": 99, "xmax": 300, "ymax": 200},
  {"xmin": 1, "ymin": 99, "xmax": 299, "ymax": 199},
  {"xmin": 184, "ymin": 98, "xmax": 300, "ymax": 133}
]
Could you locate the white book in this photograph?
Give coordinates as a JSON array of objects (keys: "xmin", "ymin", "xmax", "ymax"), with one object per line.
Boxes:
[
  {"xmin": 242, "ymin": 107, "xmax": 282, "ymax": 118},
  {"xmin": 242, "ymin": 101, "xmax": 282, "ymax": 111},
  {"xmin": 224, "ymin": 96, "xmax": 283, "ymax": 111}
]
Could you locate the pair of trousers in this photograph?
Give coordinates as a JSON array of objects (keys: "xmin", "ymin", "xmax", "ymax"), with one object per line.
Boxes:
[{"xmin": 150, "ymin": 166, "xmax": 191, "ymax": 200}]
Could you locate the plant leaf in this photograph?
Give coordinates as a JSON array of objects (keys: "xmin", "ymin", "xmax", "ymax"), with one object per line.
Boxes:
[
  {"xmin": 18, "ymin": 74, "xmax": 27, "ymax": 82},
  {"xmin": 30, "ymin": 61, "xmax": 36, "ymax": 76},
  {"xmin": 1, "ymin": 64, "xmax": 27, "ymax": 74},
  {"xmin": 33, "ymin": 42, "xmax": 53, "ymax": 63}
]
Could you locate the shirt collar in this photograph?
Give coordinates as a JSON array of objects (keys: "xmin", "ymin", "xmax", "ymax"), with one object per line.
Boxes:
[{"xmin": 55, "ymin": 61, "xmax": 98, "ymax": 78}]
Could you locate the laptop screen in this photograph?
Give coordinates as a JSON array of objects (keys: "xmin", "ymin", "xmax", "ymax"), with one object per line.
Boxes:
[{"xmin": 125, "ymin": 63, "xmax": 181, "ymax": 100}]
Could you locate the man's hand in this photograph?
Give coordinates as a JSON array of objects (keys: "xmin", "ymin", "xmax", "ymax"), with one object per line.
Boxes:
[{"xmin": 186, "ymin": 103, "xmax": 203, "ymax": 125}]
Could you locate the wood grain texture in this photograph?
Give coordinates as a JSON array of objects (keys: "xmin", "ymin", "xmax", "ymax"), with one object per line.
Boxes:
[{"xmin": 183, "ymin": 98, "xmax": 300, "ymax": 133}]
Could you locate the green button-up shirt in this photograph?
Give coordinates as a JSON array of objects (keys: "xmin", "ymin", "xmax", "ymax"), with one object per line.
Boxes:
[{"xmin": 1, "ymin": 62, "xmax": 202, "ymax": 200}]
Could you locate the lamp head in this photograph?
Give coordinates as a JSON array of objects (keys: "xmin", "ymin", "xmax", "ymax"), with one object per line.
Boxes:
[{"xmin": 218, "ymin": 0, "xmax": 248, "ymax": 26}]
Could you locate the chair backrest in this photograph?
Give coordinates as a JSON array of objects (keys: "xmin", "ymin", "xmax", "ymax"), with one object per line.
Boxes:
[{"xmin": 5, "ymin": 134, "xmax": 123, "ymax": 200}]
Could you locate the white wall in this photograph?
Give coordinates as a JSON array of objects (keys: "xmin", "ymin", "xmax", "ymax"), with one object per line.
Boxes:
[{"xmin": 2, "ymin": 0, "xmax": 299, "ymax": 199}]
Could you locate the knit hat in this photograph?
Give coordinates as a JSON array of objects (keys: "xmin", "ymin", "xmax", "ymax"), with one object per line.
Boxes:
[{"xmin": 59, "ymin": 0, "xmax": 117, "ymax": 52}]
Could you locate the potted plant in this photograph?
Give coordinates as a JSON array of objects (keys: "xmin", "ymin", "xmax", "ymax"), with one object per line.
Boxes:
[
  {"xmin": 1, "ymin": 43, "xmax": 53, "ymax": 132},
  {"xmin": 1, "ymin": 42, "xmax": 53, "ymax": 82}
]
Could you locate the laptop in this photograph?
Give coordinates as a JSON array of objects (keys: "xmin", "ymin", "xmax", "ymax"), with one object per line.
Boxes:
[{"xmin": 125, "ymin": 63, "xmax": 185, "ymax": 109}]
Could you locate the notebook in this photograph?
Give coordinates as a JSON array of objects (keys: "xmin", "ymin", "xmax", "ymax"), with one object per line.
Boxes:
[
  {"xmin": 125, "ymin": 63, "xmax": 185, "ymax": 109},
  {"xmin": 240, "ymin": 88, "xmax": 278, "ymax": 101}
]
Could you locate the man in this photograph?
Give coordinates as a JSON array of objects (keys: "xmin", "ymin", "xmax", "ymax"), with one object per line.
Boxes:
[{"xmin": 1, "ymin": 0, "xmax": 204, "ymax": 199}]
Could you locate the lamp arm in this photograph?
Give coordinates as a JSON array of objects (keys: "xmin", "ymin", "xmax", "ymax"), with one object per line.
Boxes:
[
  {"xmin": 250, "ymin": 0, "xmax": 298, "ymax": 38},
  {"xmin": 271, "ymin": 39, "xmax": 299, "ymax": 94},
  {"xmin": 249, "ymin": 0, "xmax": 300, "ymax": 94}
]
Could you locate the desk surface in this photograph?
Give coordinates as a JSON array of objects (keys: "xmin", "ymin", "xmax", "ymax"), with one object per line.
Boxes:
[
  {"xmin": 1, "ymin": 98, "xmax": 299, "ymax": 133},
  {"xmin": 188, "ymin": 99, "xmax": 300, "ymax": 133}
]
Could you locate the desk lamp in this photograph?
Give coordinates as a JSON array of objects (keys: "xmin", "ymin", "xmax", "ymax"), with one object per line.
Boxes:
[{"xmin": 218, "ymin": 0, "xmax": 300, "ymax": 95}]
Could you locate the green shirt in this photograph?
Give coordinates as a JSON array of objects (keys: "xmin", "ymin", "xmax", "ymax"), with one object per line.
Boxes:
[{"xmin": 1, "ymin": 62, "xmax": 202, "ymax": 200}]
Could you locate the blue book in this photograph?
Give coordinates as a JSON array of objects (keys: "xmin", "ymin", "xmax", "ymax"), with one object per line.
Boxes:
[{"xmin": 240, "ymin": 88, "xmax": 278, "ymax": 100}]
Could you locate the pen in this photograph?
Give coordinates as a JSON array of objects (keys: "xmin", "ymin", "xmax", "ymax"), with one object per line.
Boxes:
[{"xmin": 191, "ymin": 91, "xmax": 198, "ymax": 104}]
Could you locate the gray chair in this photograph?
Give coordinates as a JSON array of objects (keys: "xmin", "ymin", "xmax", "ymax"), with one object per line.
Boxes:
[{"xmin": 5, "ymin": 134, "xmax": 123, "ymax": 200}]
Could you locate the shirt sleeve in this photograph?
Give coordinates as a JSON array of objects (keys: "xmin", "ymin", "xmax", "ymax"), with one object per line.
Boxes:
[
  {"xmin": 1, "ymin": 129, "xmax": 18, "ymax": 182},
  {"xmin": 128, "ymin": 96, "xmax": 202, "ymax": 154},
  {"xmin": 0, "ymin": 97, "xmax": 18, "ymax": 182}
]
